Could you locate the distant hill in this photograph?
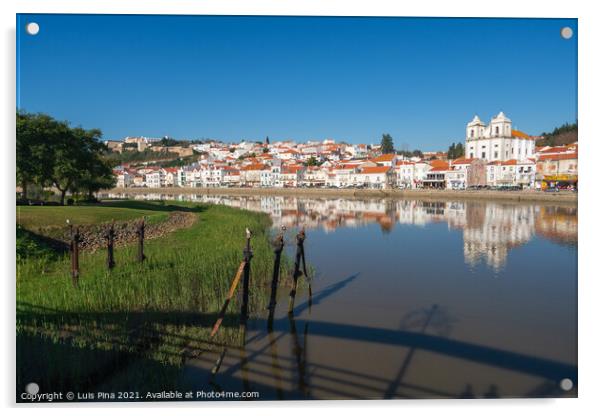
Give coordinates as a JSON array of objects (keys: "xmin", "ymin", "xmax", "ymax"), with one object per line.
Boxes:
[{"xmin": 536, "ymin": 122, "xmax": 578, "ymax": 147}]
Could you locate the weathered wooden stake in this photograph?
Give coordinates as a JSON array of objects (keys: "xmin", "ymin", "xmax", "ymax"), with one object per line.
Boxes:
[
  {"xmin": 210, "ymin": 228, "xmax": 253, "ymax": 339},
  {"xmin": 267, "ymin": 229, "xmax": 285, "ymax": 329},
  {"xmin": 136, "ymin": 217, "xmax": 146, "ymax": 263},
  {"xmin": 240, "ymin": 228, "xmax": 253, "ymax": 327},
  {"xmin": 105, "ymin": 220, "xmax": 116, "ymax": 270},
  {"xmin": 68, "ymin": 222, "xmax": 80, "ymax": 286},
  {"xmin": 288, "ymin": 229, "xmax": 305, "ymax": 314},
  {"xmin": 267, "ymin": 227, "xmax": 286, "ymax": 312},
  {"xmin": 210, "ymin": 261, "xmax": 246, "ymax": 338},
  {"xmin": 300, "ymin": 235, "xmax": 312, "ymax": 298}
]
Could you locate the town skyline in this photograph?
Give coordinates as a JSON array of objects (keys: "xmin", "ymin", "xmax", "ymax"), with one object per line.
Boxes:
[{"xmin": 17, "ymin": 15, "xmax": 577, "ymax": 149}]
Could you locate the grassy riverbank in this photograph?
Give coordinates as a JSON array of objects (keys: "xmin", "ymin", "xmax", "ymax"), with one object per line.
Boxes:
[
  {"xmin": 17, "ymin": 201, "xmax": 291, "ymax": 396},
  {"xmin": 109, "ymin": 186, "xmax": 578, "ymax": 204}
]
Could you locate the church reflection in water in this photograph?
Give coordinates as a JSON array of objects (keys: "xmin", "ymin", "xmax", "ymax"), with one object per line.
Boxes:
[{"xmin": 106, "ymin": 192, "xmax": 577, "ymax": 270}]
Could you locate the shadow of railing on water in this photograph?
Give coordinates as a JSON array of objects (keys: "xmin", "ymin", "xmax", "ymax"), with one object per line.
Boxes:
[{"xmin": 18, "ymin": 265, "xmax": 577, "ymax": 400}]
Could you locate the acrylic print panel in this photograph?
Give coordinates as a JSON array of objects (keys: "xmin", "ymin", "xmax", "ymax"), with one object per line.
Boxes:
[{"xmin": 16, "ymin": 14, "xmax": 578, "ymax": 402}]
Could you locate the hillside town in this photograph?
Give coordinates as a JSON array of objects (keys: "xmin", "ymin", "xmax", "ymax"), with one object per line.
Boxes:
[{"xmin": 109, "ymin": 112, "xmax": 578, "ymax": 192}]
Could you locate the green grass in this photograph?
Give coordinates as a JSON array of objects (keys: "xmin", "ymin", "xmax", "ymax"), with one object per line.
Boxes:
[
  {"xmin": 17, "ymin": 202, "xmax": 168, "ymax": 229},
  {"xmin": 16, "ymin": 201, "xmax": 294, "ymax": 396}
]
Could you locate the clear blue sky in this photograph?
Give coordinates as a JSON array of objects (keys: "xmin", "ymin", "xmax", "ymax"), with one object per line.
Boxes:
[{"xmin": 17, "ymin": 15, "xmax": 577, "ymax": 150}]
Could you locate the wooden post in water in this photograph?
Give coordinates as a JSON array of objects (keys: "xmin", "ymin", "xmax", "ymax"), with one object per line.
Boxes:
[
  {"xmin": 105, "ymin": 220, "xmax": 116, "ymax": 270},
  {"xmin": 300, "ymin": 232, "xmax": 312, "ymax": 299},
  {"xmin": 68, "ymin": 220, "xmax": 80, "ymax": 286},
  {"xmin": 136, "ymin": 217, "xmax": 146, "ymax": 263},
  {"xmin": 240, "ymin": 228, "xmax": 253, "ymax": 327},
  {"xmin": 288, "ymin": 229, "xmax": 305, "ymax": 314},
  {"xmin": 267, "ymin": 227, "xmax": 286, "ymax": 315}
]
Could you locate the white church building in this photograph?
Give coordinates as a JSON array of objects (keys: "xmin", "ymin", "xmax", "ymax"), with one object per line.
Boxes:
[{"xmin": 465, "ymin": 112, "xmax": 536, "ymax": 162}]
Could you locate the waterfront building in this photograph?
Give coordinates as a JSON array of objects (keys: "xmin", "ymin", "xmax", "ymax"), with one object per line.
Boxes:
[
  {"xmin": 145, "ymin": 170, "xmax": 163, "ymax": 188},
  {"xmin": 394, "ymin": 161, "xmax": 415, "ymax": 189},
  {"xmin": 114, "ymin": 169, "xmax": 133, "ymax": 188},
  {"xmin": 536, "ymin": 150, "xmax": 578, "ymax": 190},
  {"xmin": 240, "ymin": 163, "xmax": 265, "ymax": 187},
  {"xmin": 162, "ymin": 167, "xmax": 179, "ymax": 187},
  {"xmin": 422, "ymin": 166, "xmax": 447, "ymax": 189},
  {"xmin": 356, "ymin": 166, "xmax": 394, "ymax": 189}
]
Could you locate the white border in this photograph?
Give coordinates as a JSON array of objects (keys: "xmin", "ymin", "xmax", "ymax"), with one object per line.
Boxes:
[{"xmin": 3, "ymin": 1, "xmax": 601, "ymax": 415}]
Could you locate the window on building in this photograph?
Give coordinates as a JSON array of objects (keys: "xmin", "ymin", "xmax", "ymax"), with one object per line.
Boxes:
[
  {"xmin": 481, "ymin": 152, "xmax": 486, "ymax": 159},
  {"xmin": 494, "ymin": 151, "xmax": 498, "ymax": 158},
  {"xmin": 471, "ymin": 129, "xmax": 474, "ymax": 138},
  {"xmin": 495, "ymin": 126, "xmax": 499, "ymax": 136}
]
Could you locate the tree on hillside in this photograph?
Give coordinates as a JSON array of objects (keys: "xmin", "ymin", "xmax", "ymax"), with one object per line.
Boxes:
[
  {"xmin": 447, "ymin": 142, "xmax": 465, "ymax": 159},
  {"xmin": 159, "ymin": 137, "xmax": 179, "ymax": 147},
  {"xmin": 305, "ymin": 156, "xmax": 320, "ymax": 166},
  {"xmin": 265, "ymin": 136, "xmax": 270, "ymax": 145},
  {"xmin": 397, "ymin": 149, "xmax": 424, "ymax": 159},
  {"xmin": 380, "ymin": 134, "xmax": 395, "ymax": 154},
  {"xmin": 538, "ymin": 122, "xmax": 578, "ymax": 147}
]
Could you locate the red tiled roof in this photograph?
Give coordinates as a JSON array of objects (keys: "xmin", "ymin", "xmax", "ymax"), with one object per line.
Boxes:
[
  {"xmin": 511, "ymin": 129, "xmax": 531, "ymax": 139},
  {"xmin": 430, "ymin": 160, "xmax": 449, "ymax": 169},
  {"xmin": 241, "ymin": 163, "xmax": 265, "ymax": 171},
  {"xmin": 360, "ymin": 166, "xmax": 391, "ymax": 174},
  {"xmin": 371, "ymin": 153, "xmax": 396, "ymax": 162},
  {"xmin": 539, "ymin": 145, "xmax": 574, "ymax": 154},
  {"xmin": 451, "ymin": 157, "xmax": 475, "ymax": 165},
  {"xmin": 538, "ymin": 152, "xmax": 578, "ymax": 161}
]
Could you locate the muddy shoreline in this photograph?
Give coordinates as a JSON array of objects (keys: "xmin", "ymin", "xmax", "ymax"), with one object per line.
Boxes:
[{"xmin": 107, "ymin": 187, "xmax": 578, "ymax": 205}]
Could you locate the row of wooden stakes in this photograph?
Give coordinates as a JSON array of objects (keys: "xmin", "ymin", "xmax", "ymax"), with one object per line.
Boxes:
[
  {"xmin": 67, "ymin": 218, "xmax": 147, "ymax": 286},
  {"xmin": 209, "ymin": 226, "xmax": 312, "ymax": 338}
]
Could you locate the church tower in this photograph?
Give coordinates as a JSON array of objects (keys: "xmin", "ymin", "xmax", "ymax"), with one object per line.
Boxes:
[
  {"xmin": 466, "ymin": 115, "xmax": 485, "ymax": 158},
  {"xmin": 490, "ymin": 112, "xmax": 512, "ymax": 138}
]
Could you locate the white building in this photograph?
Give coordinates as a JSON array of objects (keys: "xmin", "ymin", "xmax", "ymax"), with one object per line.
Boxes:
[
  {"xmin": 115, "ymin": 170, "xmax": 133, "ymax": 188},
  {"xmin": 145, "ymin": 171, "xmax": 163, "ymax": 188},
  {"xmin": 465, "ymin": 112, "xmax": 536, "ymax": 162},
  {"xmin": 394, "ymin": 161, "xmax": 415, "ymax": 189}
]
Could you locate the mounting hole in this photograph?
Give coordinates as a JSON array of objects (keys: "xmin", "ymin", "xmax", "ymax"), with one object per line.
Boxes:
[
  {"xmin": 25, "ymin": 382, "xmax": 39, "ymax": 395},
  {"xmin": 560, "ymin": 27, "xmax": 573, "ymax": 40},
  {"xmin": 26, "ymin": 22, "xmax": 40, "ymax": 36},
  {"xmin": 560, "ymin": 378, "xmax": 573, "ymax": 391}
]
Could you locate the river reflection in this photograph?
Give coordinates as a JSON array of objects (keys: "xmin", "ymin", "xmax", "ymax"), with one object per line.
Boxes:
[
  {"xmin": 104, "ymin": 192, "xmax": 577, "ymax": 399},
  {"xmin": 104, "ymin": 192, "xmax": 577, "ymax": 271}
]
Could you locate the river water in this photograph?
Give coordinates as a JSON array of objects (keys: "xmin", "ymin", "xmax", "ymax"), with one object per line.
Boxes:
[{"xmin": 105, "ymin": 192, "xmax": 578, "ymax": 399}]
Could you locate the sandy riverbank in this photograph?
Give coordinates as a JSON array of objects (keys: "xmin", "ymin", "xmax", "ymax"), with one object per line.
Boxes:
[{"xmin": 107, "ymin": 187, "xmax": 577, "ymax": 204}]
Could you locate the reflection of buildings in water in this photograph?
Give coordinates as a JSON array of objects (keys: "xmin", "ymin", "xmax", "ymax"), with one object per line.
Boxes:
[
  {"xmin": 535, "ymin": 206, "xmax": 578, "ymax": 246},
  {"xmin": 103, "ymin": 192, "xmax": 576, "ymax": 269},
  {"xmin": 463, "ymin": 204, "xmax": 537, "ymax": 271}
]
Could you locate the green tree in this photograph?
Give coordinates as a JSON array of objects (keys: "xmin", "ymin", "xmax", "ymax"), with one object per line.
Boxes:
[
  {"xmin": 72, "ymin": 139, "xmax": 116, "ymax": 200},
  {"xmin": 16, "ymin": 112, "xmax": 57, "ymax": 199},
  {"xmin": 305, "ymin": 156, "xmax": 320, "ymax": 166},
  {"xmin": 447, "ymin": 142, "xmax": 465, "ymax": 159},
  {"xmin": 17, "ymin": 111, "xmax": 115, "ymax": 205},
  {"xmin": 380, "ymin": 133, "xmax": 395, "ymax": 154}
]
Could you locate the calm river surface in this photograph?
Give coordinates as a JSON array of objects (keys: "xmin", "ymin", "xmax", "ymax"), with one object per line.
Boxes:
[{"xmin": 106, "ymin": 192, "xmax": 578, "ymax": 399}]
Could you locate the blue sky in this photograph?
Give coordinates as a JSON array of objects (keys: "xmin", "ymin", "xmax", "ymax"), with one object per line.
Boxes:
[{"xmin": 17, "ymin": 15, "xmax": 577, "ymax": 150}]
